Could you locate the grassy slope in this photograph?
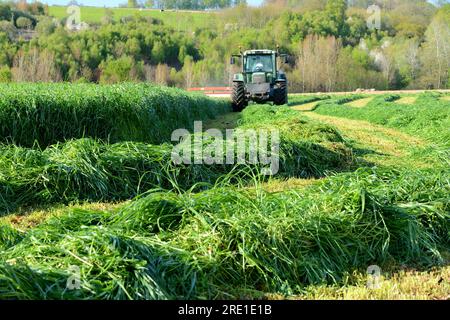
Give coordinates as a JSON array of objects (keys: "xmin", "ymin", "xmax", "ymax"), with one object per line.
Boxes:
[{"xmin": 48, "ymin": 6, "xmax": 216, "ymax": 30}]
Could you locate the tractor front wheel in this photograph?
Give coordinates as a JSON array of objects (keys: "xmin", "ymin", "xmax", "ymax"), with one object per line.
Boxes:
[
  {"xmin": 274, "ymin": 82, "xmax": 288, "ymax": 106},
  {"xmin": 232, "ymin": 81, "xmax": 247, "ymax": 112}
]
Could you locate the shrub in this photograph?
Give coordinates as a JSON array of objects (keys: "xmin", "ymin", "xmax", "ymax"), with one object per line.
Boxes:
[
  {"xmin": 0, "ymin": 65, "xmax": 11, "ymax": 82},
  {"xmin": 15, "ymin": 17, "xmax": 33, "ymax": 29}
]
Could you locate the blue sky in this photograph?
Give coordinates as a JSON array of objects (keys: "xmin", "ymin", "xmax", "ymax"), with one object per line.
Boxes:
[{"xmin": 40, "ymin": 0, "xmax": 264, "ymax": 6}]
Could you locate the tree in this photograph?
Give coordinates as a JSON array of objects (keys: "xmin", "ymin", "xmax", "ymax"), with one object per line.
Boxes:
[
  {"xmin": 335, "ymin": 46, "xmax": 385, "ymax": 91},
  {"xmin": 99, "ymin": 56, "xmax": 144, "ymax": 83},
  {"xmin": 12, "ymin": 48, "xmax": 62, "ymax": 82},
  {"xmin": 370, "ymin": 42, "xmax": 397, "ymax": 89},
  {"xmin": 182, "ymin": 55, "xmax": 194, "ymax": 89},
  {"xmin": 101, "ymin": 8, "xmax": 115, "ymax": 25},
  {"xmin": 16, "ymin": 17, "xmax": 33, "ymax": 29},
  {"xmin": 294, "ymin": 35, "xmax": 341, "ymax": 92},
  {"xmin": 128, "ymin": 0, "xmax": 138, "ymax": 8},
  {"xmin": 0, "ymin": 4, "xmax": 12, "ymax": 21},
  {"xmin": 16, "ymin": 0, "xmax": 27, "ymax": 12},
  {"xmin": 0, "ymin": 20, "xmax": 17, "ymax": 40},
  {"xmin": 155, "ymin": 63, "xmax": 170, "ymax": 84},
  {"xmin": 347, "ymin": 14, "xmax": 368, "ymax": 43},
  {"xmin": 36, "ymin": 17, "xmax": 56, "ymax": 36},
  {"xmin": 325, "ymin": 0, "xmax": 348, "ymax": 36},
  {"xmin": 151, "ymin": 41, "xmax": 165, "ymax": 64},
  {"xmin": 418, "ymin": 6, "xmax": 450, "ymax": 89},
  {"xmin": 385, "ymin": 38, "xmax": 420, "ymax": 88},
  {"xmin": 0, "ymin": 65, "xmax": 12, "ymax": 82},
  {"xmin": 178, "ymin": 45, "xmax": 187, "ymax": 64}
]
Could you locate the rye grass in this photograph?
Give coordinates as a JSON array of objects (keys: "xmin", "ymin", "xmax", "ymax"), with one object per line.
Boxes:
[
  {"xmin": 0, "ymin": 167, "xmax": 447, "ymax": 299},
  {"xmin": 0, "ymin": 83, "xmax": 230, "ymax": 147},
  {"xmin": 0, "ymin": 106, "xmax": 356, "ymax": 214},
  {"xmin": 314, "ymin": 93, "xmax": 450, "ymax": 147},
  {"xmin": 0, "ymin": 92, "xmax": 447, "ymax": 300}
]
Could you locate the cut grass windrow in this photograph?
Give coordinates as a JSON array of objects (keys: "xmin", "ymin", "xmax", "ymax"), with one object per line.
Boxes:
[
  {"xmin": 0, "ymin": 83, "xmax": 230, "ymax": 147},
  {"xmin": 302, "ymin": 113, "xmax": 440, "ymax": 169},
  {"xmin": 0, "ymin": 167, "xmax": 448, "ymax": 299},
  {"xmin": 314, "ymin": 93, "xmax": 450, "ymax": 148},
  {"xmin": 1, "ymin": 89, "xmax": 448, "ymax": 300},
  {"xmin": 0, "ymin": 106, "xmax": 356, "ymax": 215},
  {"xmin": 345, "ymin": 97, "xmax": 374, "ymax": 108}
]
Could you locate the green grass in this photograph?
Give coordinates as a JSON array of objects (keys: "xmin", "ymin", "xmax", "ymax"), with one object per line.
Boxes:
[
  {"xmin": 288, "ymin": 95, "xmax": 331, "ymax": 106},
  {"xmin": 288, "ymin": 94, "xmax": 367, "ymax": 112},
  {"xmin": 0, "ymin": 83, "xmax": 229, "ymax": 147},
  {"xmin": 314, "ymin": 93, "xmax": 450, "ymax": 148},
  {"xmin": 0, "ymin": 105, "xmax": 355, "ymax": 215},
  {"xmin": 0, "ymin": 167, "xmax": 447, "ymax": 299},
  {"xmin": 0, "ymin": 90, "xmax": 449, "ymax": 300},
  {"xmin": 48, "ymin": 6, "xmax": 216, "ymax": 30}
]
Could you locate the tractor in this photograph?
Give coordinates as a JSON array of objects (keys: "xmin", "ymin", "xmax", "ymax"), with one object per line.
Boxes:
[{"xmin": 230, "ymin": 48, "xmax": 289, "ymax": 112}]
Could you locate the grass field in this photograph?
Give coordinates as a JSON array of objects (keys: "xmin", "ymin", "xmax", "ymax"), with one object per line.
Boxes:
[
  {"xmin": 0, "ymin": 88, "xmax": 448, "ymax": 299},
  {"xmin": 48, "ymin": 6, "xmax": 217, "ymax": 30}
]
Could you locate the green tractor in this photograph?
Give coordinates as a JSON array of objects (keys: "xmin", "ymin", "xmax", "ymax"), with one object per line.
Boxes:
[{"xmin": 230, "ymin": 48, "xmax": 289, "ymax": 112}]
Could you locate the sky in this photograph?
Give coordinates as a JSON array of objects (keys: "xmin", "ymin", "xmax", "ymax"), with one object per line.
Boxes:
[{"xmin": 39, "ymin": 0, "xmax": 265, "ymax": 7}]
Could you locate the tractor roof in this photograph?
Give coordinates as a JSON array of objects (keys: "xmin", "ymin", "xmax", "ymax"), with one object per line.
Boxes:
[{"xmin": 244, "ymin": 50, "xmax": 275, "ymax": 55}]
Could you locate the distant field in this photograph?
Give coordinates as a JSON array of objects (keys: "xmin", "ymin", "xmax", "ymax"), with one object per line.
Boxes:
[{"xmin": 48, "ymin": 6, "xmax": 217, "ymax": 30}]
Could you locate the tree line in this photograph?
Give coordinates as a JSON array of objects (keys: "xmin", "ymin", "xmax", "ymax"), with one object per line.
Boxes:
[{"xmin": 0, "ymin": 0, "xmax": 449, "ymax": 92}]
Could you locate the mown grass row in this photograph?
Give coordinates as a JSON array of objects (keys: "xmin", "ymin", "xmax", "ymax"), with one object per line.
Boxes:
[
  {"xmin": 288, "ymin": 95, "xmax": 331, "ymax": 106},
  {"xmin": 0, "ymin": 83, "xmax": 230, "ymax": 147},
  {"xmin": 0, "ymin": 106, "xmax": 355, "ymax": 215},
  {"xmin": 314, "ymin": 93, "xmax": 450, "ymax": 147},
  {"xmin": 288, "ymin": 94, "xmax": 367, "ymax": 112},
  {"xmin": 0, "ymin": 167, "xmax": 448, "ymax": 299}
]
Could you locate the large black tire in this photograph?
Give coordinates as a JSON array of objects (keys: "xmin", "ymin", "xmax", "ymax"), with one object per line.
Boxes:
[
  {"xmin": 232, "ymin": 81, "xmax": 247, "ymax": 112},
  {"xmin": 274, "ymin": 82, "xmax": 288, "ymax": 106}
]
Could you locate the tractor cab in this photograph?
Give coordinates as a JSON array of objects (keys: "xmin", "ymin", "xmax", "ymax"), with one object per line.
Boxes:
[
  {"xmin": 243, "ymin": 51, "xmax": 276, "ymax": 87},
  {"xmin": 244, "ymin": 51, "xmax": 275, "ymax": 73}
]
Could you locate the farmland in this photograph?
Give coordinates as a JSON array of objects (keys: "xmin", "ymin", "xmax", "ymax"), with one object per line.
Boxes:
[
  {"xmin": 48, "ymin": 6, "xmax": 216, "ymax": 30},
  {"xmin": 0, "ymin": 86, "xmax": 449, "ymax": 299}
]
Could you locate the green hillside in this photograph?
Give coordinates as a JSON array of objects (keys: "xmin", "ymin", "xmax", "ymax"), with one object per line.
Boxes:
[{"xmin": 48, "ymin": 6, "xmax": 217, "ymax": 30}]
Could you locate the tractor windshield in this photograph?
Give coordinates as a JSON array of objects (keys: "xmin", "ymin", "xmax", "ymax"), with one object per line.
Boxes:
[{"xmin": 244, "ymin": 55, "xmax": 273, "ymax": 73}]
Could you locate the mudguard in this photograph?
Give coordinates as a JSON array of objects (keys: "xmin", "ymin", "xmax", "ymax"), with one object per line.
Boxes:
[{"xmin": 233, "ymin": 73, "xmax": 244, "ymax": 82}]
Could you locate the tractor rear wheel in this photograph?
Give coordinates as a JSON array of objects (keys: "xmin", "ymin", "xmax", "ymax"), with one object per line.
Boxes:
[
  {"xmin": 274, "ymin": 82, "xmax": 288, "ymax": 106},
  {"xmin": 232, "ymin": 81, "xmax": 247, "ymax": 112}
]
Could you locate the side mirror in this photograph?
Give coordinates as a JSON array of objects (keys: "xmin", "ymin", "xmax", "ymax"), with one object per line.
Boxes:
[{"xmin": 230, "ymin": 57, "xmax": 235, "ymax": 65}]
